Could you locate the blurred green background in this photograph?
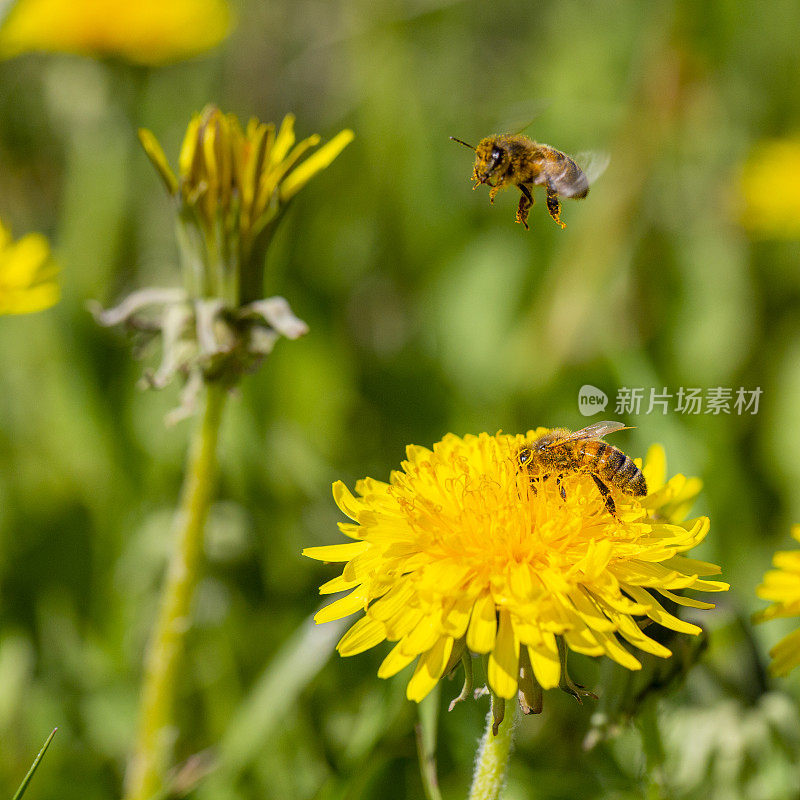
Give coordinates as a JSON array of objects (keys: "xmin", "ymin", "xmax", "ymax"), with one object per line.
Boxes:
[{"xmin": 2, "ymin": 0, "xmax": 800, "ymax": 798}]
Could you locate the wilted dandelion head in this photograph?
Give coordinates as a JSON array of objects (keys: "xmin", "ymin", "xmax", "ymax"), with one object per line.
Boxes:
[{"xmin": 305, "ymin": 431, "xmax": 727, "ymax": 703}]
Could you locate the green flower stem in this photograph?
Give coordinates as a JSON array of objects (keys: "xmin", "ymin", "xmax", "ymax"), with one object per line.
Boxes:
[
  {"xmin": 638, "ymin": 700, "xmax": 667, "ymax": 799},
  {"xmin": 468, "ymin": 699, "xmax": 516, "ymax": 800},
  {"xmin": 124, "ymin": 383, "xmax": 228, "ymax": 800}
]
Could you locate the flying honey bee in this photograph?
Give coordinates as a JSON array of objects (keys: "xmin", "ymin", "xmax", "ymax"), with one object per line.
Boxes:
[
  {"xmin": 516, "ymin": 421, "xmax": 647, "ymax": 517},
  {"xmin": 451, "ymin": 133, "xmax": 607, "ymax": 229}
]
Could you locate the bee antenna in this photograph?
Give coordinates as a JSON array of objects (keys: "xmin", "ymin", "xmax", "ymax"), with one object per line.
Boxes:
[{"xmin": 450, "ymin": 136, "xmax": 476, "ymax": 151}]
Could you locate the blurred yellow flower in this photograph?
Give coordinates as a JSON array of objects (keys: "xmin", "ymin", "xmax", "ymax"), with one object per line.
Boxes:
[
  {"xmin": 739, "ymin": 138, "xmax": 800, "ymax": 238},
  {"xmin": 0, "ymin": 220, "xmax": 59, "ymax": 315},
  {"xmin": 0, "ymin": 0, "xmax": 232, "ymax": 65},
  {"xmin": 304, "ymin": 433, "xmax": 727, "ymax": 703},
  {"xmin": 754, "ymin": 525, "xmax": 800, "ymax": 675}
]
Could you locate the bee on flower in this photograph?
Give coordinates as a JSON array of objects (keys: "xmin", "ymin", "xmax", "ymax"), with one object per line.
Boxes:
[{"xmin": 304, "ymin": 430, "xmax": 727, "ymax": 728}]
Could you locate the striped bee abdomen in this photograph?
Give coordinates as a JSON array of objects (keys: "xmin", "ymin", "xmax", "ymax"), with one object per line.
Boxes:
[{"xmin": 594, "ymin": 445, "xmax": 647, "ymax": 497}]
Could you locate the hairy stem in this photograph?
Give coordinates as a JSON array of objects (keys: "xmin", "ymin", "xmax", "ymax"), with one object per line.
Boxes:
[
  {"xmin": 468, "ymin": 698, "xmax": 516, "ymax": 800},
  {"xmin": 124, "ymin": 383, "xmax": 227, "ymax": 800}
]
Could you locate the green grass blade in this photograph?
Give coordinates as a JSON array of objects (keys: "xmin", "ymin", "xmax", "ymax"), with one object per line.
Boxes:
[{"xmin": 11, "ymin": 728, "xmax": 57, "ymax": 800}]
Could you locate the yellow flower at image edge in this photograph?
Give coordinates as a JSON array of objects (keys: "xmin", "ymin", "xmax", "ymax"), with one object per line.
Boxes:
[
  {"xmin": 0, "ymin": 0, "xmax": 232, "ymax": 64},
  {"xmin": 755, "ymin": 525, "xmax": 800, "ymax": 676},
  {"xmin": 739, "ymin": 138, "xmax": 800, "ymax": 238},
  {"xmin": 304, "ymin": 432, "xmax": 728, "ymax": 702},
  {"xmin": 0, "ymin": 221, "xmax": 59, "ymax": 315}
]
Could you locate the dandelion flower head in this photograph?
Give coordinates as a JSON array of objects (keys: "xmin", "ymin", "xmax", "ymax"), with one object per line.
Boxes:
[{"xmin": 305, "ymin": 430, "xmax": 728, "ymax": 702}]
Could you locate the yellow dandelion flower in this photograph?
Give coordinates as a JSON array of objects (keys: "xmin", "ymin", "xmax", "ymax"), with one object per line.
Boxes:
[
  {"xmin": 0, "ymin": 0, "xmax": 232, "ymax": 65},
  {"xmin": 739, "ymin": 138, "xmax": 800, "ymax": 238},
  {"xmin": 304, "ymin": 431, "xmax": 727, "ymax": 703},
  {"xmin": 754, "ymin": 525, "xmax": 800, "ymax": 676},
  {"xmin": 0, "ymin": 220, "xmax": 59, "ymax": 315}
]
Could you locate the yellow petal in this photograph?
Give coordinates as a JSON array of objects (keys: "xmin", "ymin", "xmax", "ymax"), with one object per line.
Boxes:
[
  {"xmin": 271, "ymin": 114, "xmax": 296, "ymax": 165},
  {"xmin": 624, "ymin": 585, "xmax": 702, "ymax": 635},
  {"xmin": 138, "ymin": 129, "xmax": 178, "ymax": 195},
  {"xmin": 487, "ymin": 609, "xmax": 520, "ymax": 699},
  {"xmin": 527, "ymin": 634, "xmax": 560, "ymax": 689},
  {"xmin": 611, "ymin": 611, "xmax": 674, "ymax": 657},
  {"xmin": 314, "ymin": 589, "xmax": 367, "ymax": 624},
  {"xmin": 333, "ymin": 480, "xmax": 363, "ymax": 521},
  {"xmin": 593, "ymin": 631, "xmax": 641, "ymax": 671},
  {"xmin": 302, "ymin": 541, "xmax": 369, "ymax": 562},
  {"xmin": 337, "ymin": 616, "xmax": 386, "ymax": 657},
  {"xmin": 378, "ymin": 639, "xmax": 416, "ymax": 679},
  {"xmin": 318, "ymin": 573, "xmax": 359, "ymax": 595},
  {"xmin": 568, "ymin": 589, "xmax": 616, "ymax": 633},
  {"xmin": 279, "ymin": 129, "xmax": 354, "ymax": 201},
  {"xmin": 178, "ymin": 116, "xmax": 202, "ymax": 182},
  {"xmin": 406, "ymin": 637, "xmax": 454, "ymax": 702},
  {"xmin": 368, "ymin": 581, "xmax": 415, "ymax": 622},
  {"xmin": 400, "ymin": 616, "xmax": 441, "ymax": 656},
  {"xmin": 656, "ymin": 588, "xmax": 715, "ymax": 610},
  {"xmin": 466, "ymin": 593, "xmax": 497, "ymax": 654},
  {"xmin": 642, "ymin": 444, "xmax": 666, "ymax": 492}
]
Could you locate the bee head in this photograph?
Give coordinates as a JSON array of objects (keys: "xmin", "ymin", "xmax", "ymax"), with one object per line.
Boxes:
[
  {"xmin": 517, "ymin": 447, "xmax": 534, "ymax": 469},
  {"xmin": 475, "ymin": 138, "xmax": 508, "ymax": 183}
]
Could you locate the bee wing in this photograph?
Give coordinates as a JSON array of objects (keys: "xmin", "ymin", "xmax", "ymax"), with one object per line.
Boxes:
[
  {"xmin": 493, "ymin": 98, "xmax": 553, "ymax": 136},
  {"xmin": 574, "ymin": 151, "xmax": 610, "ymax": 186},
  {"xmin": 546, "ymin": 155, "xmax": 590, "ymax": 199},
  {"xmin": 554, "ymin": 421, "xmax": 632, "ymax": 444}
]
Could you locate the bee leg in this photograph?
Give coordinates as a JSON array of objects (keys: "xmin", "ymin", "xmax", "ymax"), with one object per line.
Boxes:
[
  {"xmin": 555, "ymin": 475, "xmax": 567, "ymax": 501},
  {"xmin": 516, "ymin": 184, "xmax": 533, "ymax": 229},
  {"xmin": 545, "ymin": 187, "xmax": 566, "ymax": 229},
  {"xmin": 590, "ymin": 474, "xmax": 617, "ymax": 518},
  {"xmin": 488, "ymin": 184, "xmax": 501, "ymax": 204},
  {"xmin": 528, "ymin": 474, "xmax": 544, "ymax": 495}
]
